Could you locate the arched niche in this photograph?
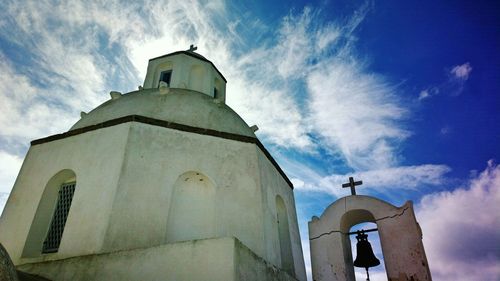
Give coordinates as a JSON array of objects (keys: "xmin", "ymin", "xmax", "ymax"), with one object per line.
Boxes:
[
  {"xmin": 188, "ymin": 65, "xmax": 206, "ymax": 93},
  {"xmin": 308, "ymin": 195, "xmax": 431, "ymax": 281},
  {"xmin": 22, "ymin": 169, "xmax": 76, "ymax": 257},
  {"xmin": 276, "ymin": 195, "xmax": 295, "ymax": 276},
  {"xmin": 166, "ymin": 171, "xmax": 216, "ymax": 243}
]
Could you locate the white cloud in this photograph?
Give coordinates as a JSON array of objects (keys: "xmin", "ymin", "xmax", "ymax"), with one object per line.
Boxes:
[
  {"xmin": 274, "ymin": 8, "xmax": 314, "ymax": 79},
  {"xmin": 125, "ymin": 1, "xmax": 317, "ymax": 150},
  {"xmin": 0, "ymin": 0, "xmax": 415, "ymax": 164},
  {"xmin": 419, "ymin": 62, "xmax": 472, "ymax": 100},
  {"xmin": 0, "ymin": 192, "xmax": 9, "ymax": 216},
  {"xmin": 227, "ymin": 81, "xmax": 313, "ymax": 149},
  {"xmin": 290, "ymin": 162, "xmax": 450, "ymax": 197},
  {"xmin": 0, "ymin": 57, "xmax": 76, "ymax": 143},
  {"xmin": 450, "ymin": 62, "xmax": 472, "ymax": 80},
  {"xmin": 417, "ymin": 160, "xmax": 500, "ymax": 281},
  {"xmin": 0, "ymin": 151, "xmax": 16, "ymax": 226},
  {"xmin": 301, "ymin": 239, "xmax": 312, "ymax": 280},
  {"xmin": 0, "ymin": 0, "xmax": 317, "ymax": 166},
  {"xmin": 307, "ymin": 59, "xmax": 409, "ymax": 169},
  {"xmin": 418, "ymin": 89, "xmax": 430, "ymax": 100},
  {"xmin": 0, "ymin": 150, "xmax": 23, "ymax": 194},
  {"xmin": 227, "ymin": 2, "xmax": 413, "ymax": 165},
  {"xmin": 418, "ymin": 87, "xmax": 439, "ymax": 101},
  {"xmin": 324, "ymin": 164, "xmax": 451, "ymax": 190}
]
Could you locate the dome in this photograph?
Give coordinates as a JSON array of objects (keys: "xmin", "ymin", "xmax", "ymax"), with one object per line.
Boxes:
[{"xmin": 71, "ymin": 88, "xmax": 255, "ymax": 137}]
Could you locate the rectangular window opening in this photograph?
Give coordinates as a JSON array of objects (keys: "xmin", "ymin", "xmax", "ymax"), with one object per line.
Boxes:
[
  {"xmin": 214, "ymin": 87, "xmax": 218, "ymax": 98},
  {"xmin": 42, "ymin": 182, "xmax": 76, "ymax": 254},
  {"xmin": 159, "ymin": 70, "xmax": 172, "ymax": 87}
]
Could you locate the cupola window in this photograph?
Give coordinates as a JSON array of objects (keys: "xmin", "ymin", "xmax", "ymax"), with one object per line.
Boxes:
[{"xmin": 159, "ymin": 70, "xmax": 172, "ymax": 86}]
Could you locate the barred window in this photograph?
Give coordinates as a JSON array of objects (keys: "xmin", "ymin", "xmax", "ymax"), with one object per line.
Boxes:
[{"xmin": 42, "ymin": 182, "xmax": 76, "ymax": 253}]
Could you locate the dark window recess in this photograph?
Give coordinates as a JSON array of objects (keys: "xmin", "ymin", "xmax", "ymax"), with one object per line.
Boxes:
[
  {"xmin": 42, "ymin": 182, "xmax": 76, "ymax": 253},
  {"xmin": 159, "ymin": 70, "xmax": 172, "ymax": 86},
  {"xmin": 214, "ymin": 87, "xmax": 218, "ymax": 98}
]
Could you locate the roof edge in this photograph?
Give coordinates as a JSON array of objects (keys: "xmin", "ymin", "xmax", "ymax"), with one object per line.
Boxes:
[
  {"xmin": 31, "ymin": 115, "xmax": 293, "ymax": 189},
  {"xmin": 149, "ymin": 51, "xmax": 227, "ymax": 82}
]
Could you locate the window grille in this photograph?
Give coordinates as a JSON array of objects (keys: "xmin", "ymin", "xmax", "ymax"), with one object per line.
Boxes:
[{"xmin": 42, "ymin": 182, "xmax": 76, "ymax": 253}]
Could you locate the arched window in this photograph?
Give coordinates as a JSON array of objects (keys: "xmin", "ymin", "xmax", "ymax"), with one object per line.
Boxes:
[
  {"xmin": 276, "ymin": 195, "xmax": 295, "ymax": 275},
  {"xmin": 22, "ymin": 170, "xmax": 77, "ymax": 257},
  {"xmin": 166, "ymin": 171, "xmax": 216, "ymax": 243},
  {"xmin": 42, "ymin": 181, "xmax": 76, "ymax": 253}
]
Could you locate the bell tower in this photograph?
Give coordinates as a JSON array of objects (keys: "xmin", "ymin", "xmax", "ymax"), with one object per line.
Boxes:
[{"xmin": 308, "ymin": 178, "xmax": 432, "ymax": 281}]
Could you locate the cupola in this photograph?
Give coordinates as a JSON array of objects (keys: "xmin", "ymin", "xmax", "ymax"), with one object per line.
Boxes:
[{"xmin": 142, "ymin": 45, "xmax": 227, "ymax": 102}]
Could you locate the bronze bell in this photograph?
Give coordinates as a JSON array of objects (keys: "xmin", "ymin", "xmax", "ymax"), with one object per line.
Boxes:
[{"xmin": 353, "ymin": 230, "xmax": 380, "ymax": 280}]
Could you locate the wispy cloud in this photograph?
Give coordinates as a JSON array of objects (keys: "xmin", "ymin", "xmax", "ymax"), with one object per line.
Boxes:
[
  {"xmin": 0, "ymin": 0, "xmax": 455, "ymax": 196},
  {"xmin": 417, "ymin": 160, "xmax": 500, "ymax": 281},
  {"xmin": 307, "ymin": 59, "xmax": 409, "ymax": 169},
  {"xmin": 0, "ymin": 56, "xmax": 75, "ymax": 144},
  {"xmin": 418, "ymin": 87, "xmax": 439, "ymax": 101},
  {"xmin": 292, "ymin": 163, "xmax": 451, "ymax": 196},
  {"xmin": 447, "ymin": 62, "xmax": 473, "ymax": 96},
  {"xmin": 419, "ymin": 62, "xmax": 473, "ymax": 100},
  {"xmin": 450, "ymin": 62, "xmax": 472, "ymax": 80},
  {"xmin": 0, "ymin": 150, "xmax": 23, "ymax": 195},
  {"xmin": 0, "ymin": 0, "xmax": 425, "ymax": 170},
  {"xmin": 0, "ymin": 193, "xmax": 10, "ymax": 216}
]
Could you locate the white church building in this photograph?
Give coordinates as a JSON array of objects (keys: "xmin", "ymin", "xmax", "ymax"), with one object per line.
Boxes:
[{"xmin": 0, "ymin": 48, "xmax": 307, "ymax": 281}]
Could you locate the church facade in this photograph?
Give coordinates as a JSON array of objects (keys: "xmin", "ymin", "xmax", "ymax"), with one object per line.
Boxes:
[{"xmin": 0, "ymin": 49, "xmax": 307, "ymax": 281}]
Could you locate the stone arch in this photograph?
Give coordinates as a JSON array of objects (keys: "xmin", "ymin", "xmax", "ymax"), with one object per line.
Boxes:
[
  {"xmin": 308, "ymin": 195, "xmax": 431, "ymax": 281},
  {"xmin": 276, "ymin": 195, "xmax": 295, "ymax": 275},
  {"xmin": 188, "ymin": 64, "xmax": 206, "ymax": 93},
  {"xmin": 166, "ymin": 171, "xmax": 216, "ymax": 243},
  {"xmin": 348, "ymin": 221, "xmax": 385, "ymax": 279},
  {"xmin": 22, "ymin": 169, "xmax": 76, "ymax": 257}
]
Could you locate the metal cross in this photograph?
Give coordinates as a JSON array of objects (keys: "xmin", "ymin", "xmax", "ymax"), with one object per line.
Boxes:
[
  {"xmin": 342, "ymin": 177, "xmax": 363, "ymax": 195},
  {"xmin": 188, "ymin": 44, "xmax": 198, "ymax": 52}
]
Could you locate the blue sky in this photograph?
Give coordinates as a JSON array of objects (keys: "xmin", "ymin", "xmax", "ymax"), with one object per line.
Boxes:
[{"xmin": 0, "ymin": 0, "xmax": 498, "ymax": 280}]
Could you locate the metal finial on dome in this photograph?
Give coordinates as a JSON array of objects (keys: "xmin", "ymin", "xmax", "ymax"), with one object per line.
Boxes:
[{"xmin": 188, "ymin": 44, "xmax": 198, "ymax": 52}]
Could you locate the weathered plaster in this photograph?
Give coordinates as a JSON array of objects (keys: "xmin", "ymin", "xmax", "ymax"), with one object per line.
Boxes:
[{"xmin": 17, "ymin": 237, "xmax": 298, "ymax": 281}]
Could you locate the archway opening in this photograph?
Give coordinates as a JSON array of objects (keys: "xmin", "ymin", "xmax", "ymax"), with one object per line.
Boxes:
[{"xmin": 349, "ymin": 222, "xmax": 387, "ymax": 281}]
